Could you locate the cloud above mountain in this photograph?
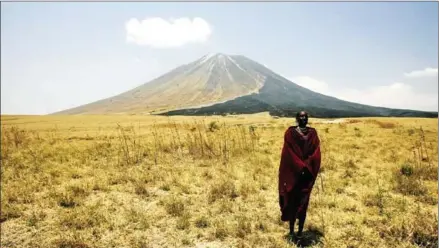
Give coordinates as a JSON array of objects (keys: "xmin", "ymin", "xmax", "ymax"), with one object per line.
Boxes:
[
  {"xmin": 404, "ymin": 67, "xmax": 438, "ymax": 78},
  {"xmin": 290, "ymin": 67, "xmax": 438, "ymax": 111},
  {"xmin": 291, "ymin": 76, "xmax": 329, "ymax": 95},
  {"xmin": 125, "ymin": 17, "xmax": 212, "ymax": 48},
  {"xmin": 336, "ymin": 82, "xmax": 437, "ymax": 111}
]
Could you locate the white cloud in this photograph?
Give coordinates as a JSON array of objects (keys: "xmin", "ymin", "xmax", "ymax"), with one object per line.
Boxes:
[
  {"xmin": 289, "ymin": 75, "xmax": 438, "ymax": 111},
  {"xmin": 126, "ymin": 17, "xmax": 212, "ymax": 48},
  {"xmin": 290, "ymin": 76, "xmax": 329, "ymax": 95},
  {"xmin": 404, "ymin": 67, "xmax": 438, "ymax": 78},
  {"xmin": 134, "ymin": 57, "xmax": 142, "ymax": 63},
  {"xmin": 335, "ymin": 82, "xmax": 437, "ymax": 111}
]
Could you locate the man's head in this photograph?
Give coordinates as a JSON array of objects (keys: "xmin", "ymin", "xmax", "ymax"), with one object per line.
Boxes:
[{"xmin": 296, "ymin": 111, "xmax": 308, "ymax": 127}]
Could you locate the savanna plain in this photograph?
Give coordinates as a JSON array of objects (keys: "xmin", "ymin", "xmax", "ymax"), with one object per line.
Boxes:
[{"xmin": 1, "ymin": 113, "xmax": 437, "ymax": 248}]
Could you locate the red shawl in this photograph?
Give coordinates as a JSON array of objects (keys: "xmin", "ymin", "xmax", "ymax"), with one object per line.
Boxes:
[{"xmin": 278, "ymin": 126, "xmax": 321, "ymax": 221}]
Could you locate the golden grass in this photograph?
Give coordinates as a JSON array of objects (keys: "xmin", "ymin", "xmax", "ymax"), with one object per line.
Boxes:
[{"xmin": 1, "ymin": 114, "xmax": 437, "ymax": 248}]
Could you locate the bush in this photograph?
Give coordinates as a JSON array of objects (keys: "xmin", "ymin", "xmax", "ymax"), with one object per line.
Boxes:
[
  {"xmin": 176, "ymin": 212, "xmax": 191, "ymax": 230},
  {"xmin": 164, "ymin": 197, "xmax": 185, "ymax": 217},
  {"xmin": 195, "ymin": 216, "xmax": 210, "ymax": 228},
  {"xmin": 208, "ymin": 121, "xmax": 220, "ymax": 132},
  {"xmin": 213, "ymin": 221, "xmax": 229, "ymax": 240},
  {"xmin": 236, "ymin": 217, "xmax": 252, "ymax": 238},
  {"xmin": 208, "ymin": 180, "xmax": 239, "ymax": 203},
  {"xmin": 394, "ymin": 175, "xmax": 428, "ymax": 196},
  {"xmin": 400, "ymin": 163, "xmax": 414, "ymax": 177},
  {"xmin": 134, "ymin": 183, "xmax": 150, "ymax": 197}
]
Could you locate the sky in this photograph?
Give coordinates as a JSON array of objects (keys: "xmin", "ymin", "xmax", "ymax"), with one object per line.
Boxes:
[{"xmin": 1, "ymin": 2, "xmax": 438, "ymax": 115}]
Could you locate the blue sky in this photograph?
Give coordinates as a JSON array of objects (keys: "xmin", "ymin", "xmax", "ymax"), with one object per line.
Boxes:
[{"xmin": 2, "ymin": 2, "xmax": 438, "ymax": 114}]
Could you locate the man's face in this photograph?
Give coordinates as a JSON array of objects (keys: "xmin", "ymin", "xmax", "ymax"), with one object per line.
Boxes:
[{"xmin": 298, "ymin": 111, "xmax": 308, "ymax": 127}]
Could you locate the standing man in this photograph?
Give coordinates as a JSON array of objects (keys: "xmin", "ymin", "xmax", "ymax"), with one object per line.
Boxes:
[{"xmin": 278, "ymin": 111, "xmax": 321, "ymax": 243}]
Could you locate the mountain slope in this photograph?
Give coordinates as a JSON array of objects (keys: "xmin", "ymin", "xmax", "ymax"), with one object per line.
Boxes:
[
  {"xmin": 161, "ymin": 55, "xmax": 437, "ymax": 118},
  {"xmin": 55, "ymin": 53, "xmax": 437, "ymax": 118},
  {"xmin": 55, "ymin": 53, "xmax": 267, "ymax": 115}
]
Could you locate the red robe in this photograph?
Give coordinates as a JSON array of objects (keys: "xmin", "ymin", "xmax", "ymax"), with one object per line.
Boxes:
[{"xmin": 278, "ymin": 126, "xmax": 321, "ymax": 221}]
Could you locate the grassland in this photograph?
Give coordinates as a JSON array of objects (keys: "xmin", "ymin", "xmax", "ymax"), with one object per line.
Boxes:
[{"xmin": 1, "ymin": 113, "xmax": 437, "ymax": 248}]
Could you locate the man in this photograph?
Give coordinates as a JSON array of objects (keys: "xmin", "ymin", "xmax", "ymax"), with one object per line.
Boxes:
[{"xmin": 278, "ymin": 111, "xmax": 321, "ymax": 243}]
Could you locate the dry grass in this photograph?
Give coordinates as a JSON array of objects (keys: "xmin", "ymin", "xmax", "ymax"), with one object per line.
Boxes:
[{"xmin": 1, "ymin": 114, "xmax": 437, "ymax": 248}]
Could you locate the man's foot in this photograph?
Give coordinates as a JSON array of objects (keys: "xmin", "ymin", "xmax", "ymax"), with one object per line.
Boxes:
[
  {"xmin": 296, "ymin": 232, "xmax": 303, "ymax": 241},
  {"xmin": 286, "ymin": 232, "xmax": 296, "ymax": 243},
  {"xmin": 295, "ymin": 232, "xmax": 305, "ymax": 247}
]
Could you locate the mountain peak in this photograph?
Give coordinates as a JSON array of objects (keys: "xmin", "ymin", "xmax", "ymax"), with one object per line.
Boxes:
[
  {"xmin": 198, "ymin": 52, "xmax": 244, "ymax": 60},
  {"xmin": 199, "ymin": 52, "xmax": 228, "ymax": 61},
  {"xmin": 203, "ymin": 52, "xmax": 227, "ymax": 57},
  {"xmin": 195, "ymin": 53, "xmax": 249, "ymax": 68}
]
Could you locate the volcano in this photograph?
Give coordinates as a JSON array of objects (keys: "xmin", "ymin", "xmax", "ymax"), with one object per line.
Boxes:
[{"xmin": 55, "ymin": 53, "xmax": 437, "ymax": 118}]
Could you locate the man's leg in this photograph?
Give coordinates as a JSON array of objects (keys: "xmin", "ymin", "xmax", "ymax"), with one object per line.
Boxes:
[
  {"xmin": 297, "ymin": 214, "xmax": 306, "ymax": 237},
  {"xmin": 297, "ymin": 195, "xmax": 310, "ymax": 237},
  {"xmin": 289, "ymin": 218, "xmax": 296, "ymax": 235}
]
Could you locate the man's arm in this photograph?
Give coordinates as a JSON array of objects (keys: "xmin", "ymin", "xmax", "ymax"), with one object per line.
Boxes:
[
  {"xmin": 282, "ymin": 131, "xmax": 306, "ymax": 174},
  {"xmin": 303, "ymin": 134, "xmax": 321, "ymax": 179}
]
